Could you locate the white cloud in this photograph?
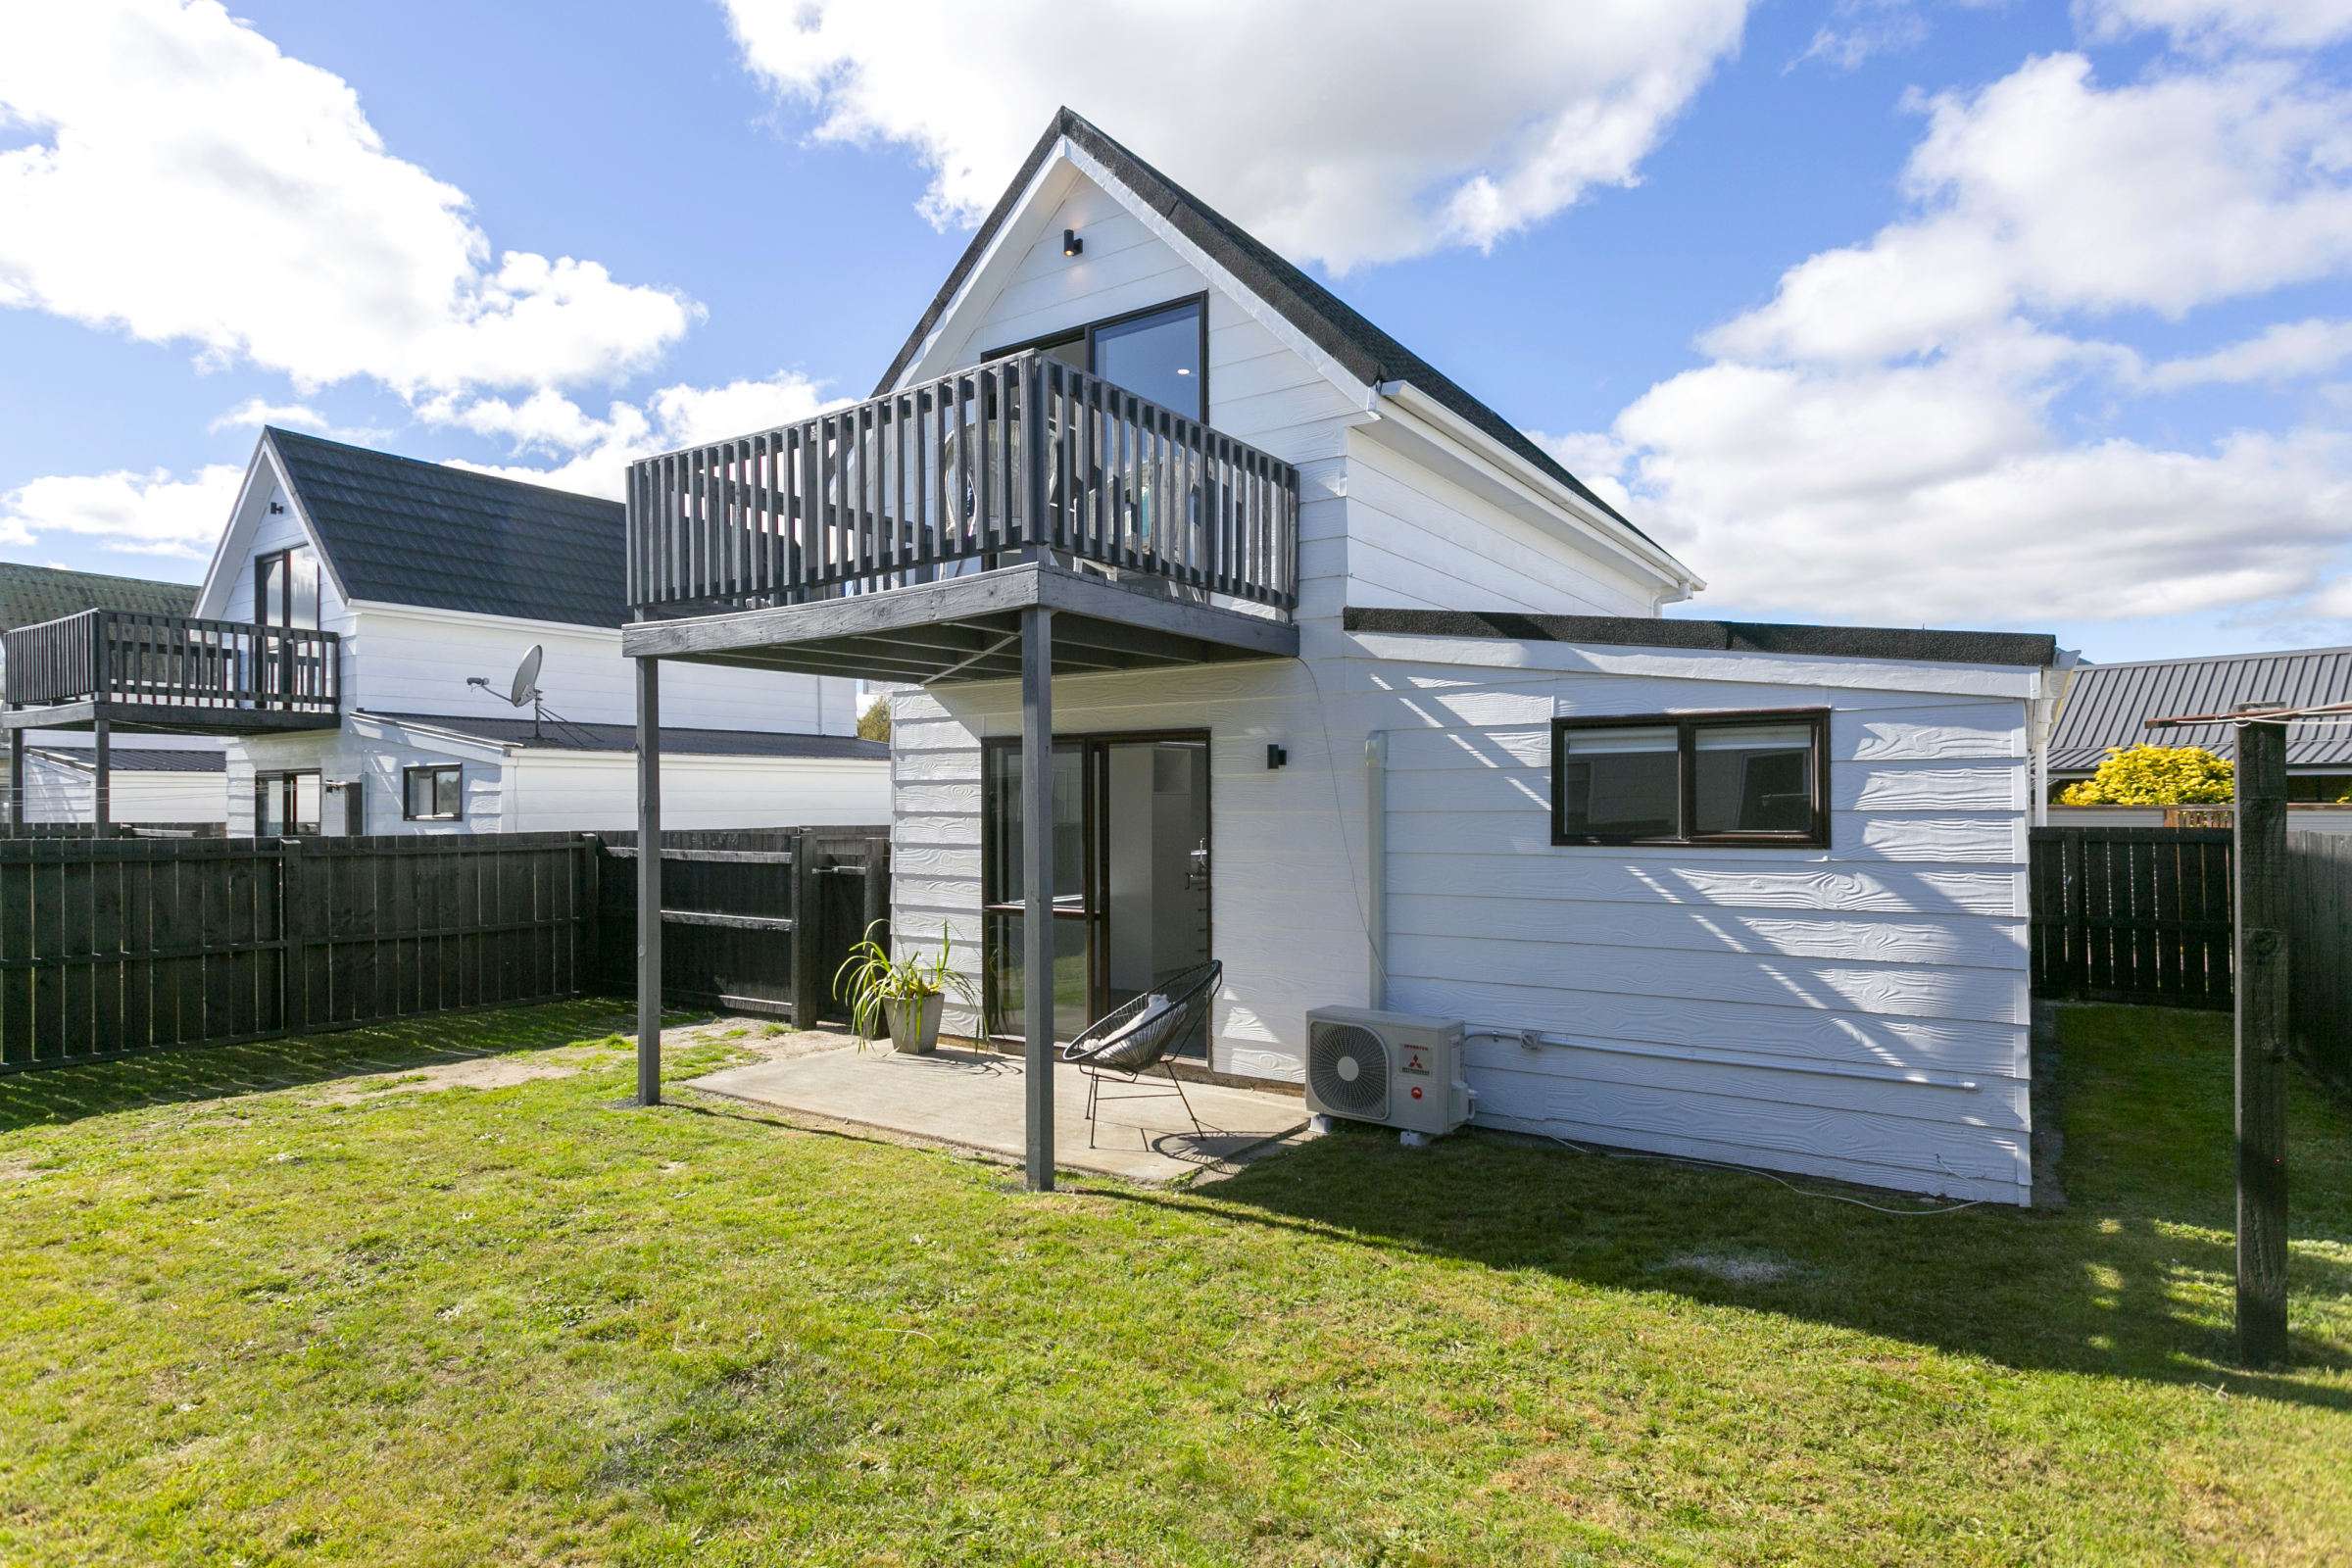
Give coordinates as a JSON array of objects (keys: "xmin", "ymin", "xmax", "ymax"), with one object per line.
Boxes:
[
  {"xmin": 2076, "ymin": 0, "xmax": 2352, "ymax": 52},
  {"xmin": 207, "ymin": 398, "xmax": 389, "ymax": 444},
  {"xmin": 0, "ymin": 1, "xmax": 696, "ymax": 396},
  {"xmin": 0, "ymin": 464, "xmax": 246, "ymax": 560},
  {"xmin": 2137, "ymin": 318, "xmax": 2352, "ymax": 388},
  {"xmin": 1710, "ymin": 55, "xmax": 2352, "ymax": 365},
  {"xmin": 717, "ymin": 0, "xmax": 1751, "ymax": 273},
  {"xmin": 1561, "ymin": 47, "xmax": 2352, "ymax": 632},
  {"xmin": 433, "ymin": 372, "xmax": 839, "ymax": 497},
  {"xmin": 1789, "ymin": 0, "xmax": 1933, "ymax": 72}
]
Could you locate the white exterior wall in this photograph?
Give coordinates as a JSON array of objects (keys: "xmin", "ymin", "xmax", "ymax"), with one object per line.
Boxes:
[
  {"xmin": 506, "ymin": 752, "xmax": 888, "ymax": 831},
  {"xmin": 343, "ymin": 604, "xmax": 860, "ymax": 735},
  {"xmin": 20, "ymin": 756, "xmax": 225, "ymax": 825},
  {"xmin": 226, "ymin": 716, "xmax": 509, "ymax": 837},
  {"xmin": 894, "ymin": 637, "xmax": 2041, "ymax": 1205}
]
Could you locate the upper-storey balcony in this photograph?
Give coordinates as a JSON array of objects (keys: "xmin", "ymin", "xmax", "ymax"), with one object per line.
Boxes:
[
  {"xmin": 1, "ymin": 609, "xmax": 341, "ymax": 736},
  {"xmin": 621, "ymin": 352, "xmax": 1302, "ymax": 684}
]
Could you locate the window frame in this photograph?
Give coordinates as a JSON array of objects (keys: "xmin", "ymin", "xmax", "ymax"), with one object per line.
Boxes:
[
  {"xmin": 252, "ymin": 545, "xmax": 320, "ymax": 630},
  {"xmin": 982, "ymin": 292, "xmax": 1210, "ymax": 421},
  {"xmin": 402, "ymin": 763, "xmax": 464, "ymax": 822},
  {"xmin": 254, "ymin": 768, "xmax": 323, "ymax": 837},
  {"xmin": 1550, "ymin": 708, "xmax": 1832, "ymax": 850}
]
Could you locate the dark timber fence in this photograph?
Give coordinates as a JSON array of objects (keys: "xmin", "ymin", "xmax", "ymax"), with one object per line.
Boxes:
[
  {"xmin": 2285, "ymin": 830, "xmax": 2352, "ymax": 1089},
  {"xmin": 594, "ymin": 826, "xmax": 889, "ymax": 1025},
  {"xmin": 0, "ymin": 825, "xmax": 888, "ymax": 1073},
  {"xmin": 2029, "ymin": 825, "xmax": 2235, "ymax": 1009}
]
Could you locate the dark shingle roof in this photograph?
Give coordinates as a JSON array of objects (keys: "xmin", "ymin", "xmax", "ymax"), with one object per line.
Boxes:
[
  {"xmin": 1344, "ymin": 607, "xmax": 2059, "ymax": 668},
  {"xmin": 268, "ymin": 428, "xmax": 625, "ymax": 627},
  {"xmin": 876, "ymin": 107, "xmax": 1660, "ymax": 552},
  {"xmin": 2048, "ymin": 646, "xmax": 2352, "ymax": 772},
  {"xmin": 0, "ymin": 563, "xmax": 197, "ymax": 633},
  {"xmin": 26, "ymin": 747, "xmax": 224, "ymax": 773},
  {"xmin": 365, "ymin": 710, "xmax": 887, "ymax": 760}
]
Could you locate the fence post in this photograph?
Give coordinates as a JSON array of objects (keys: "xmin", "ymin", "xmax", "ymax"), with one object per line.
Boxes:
[
  {"xmin": 2233, "ymin": 710, "xmax": 2289, "ymax": 1368},
  {"xmin": 791, "ymin": 827, "xmax": 824, "ymax": 1028}
]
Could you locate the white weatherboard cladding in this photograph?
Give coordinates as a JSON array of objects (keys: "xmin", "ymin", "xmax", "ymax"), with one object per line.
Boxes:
[
  {"xmin": 341, "ymin": 606, "xmax": 858, "ymax": 734},
  {"xmin": 226, "ymin": 720, "xmax": 507, "ymax": 837},
  {"xmin": 20, "ymin": 757, "xmax": 226, "ymax": 825},
  {"xmin": 506, "ymin": 753, "xmax": 888, "ymax": 832},
  {"xmin": 892, "ymin": 641, "xmax": 2035, "ymax": 1204}
]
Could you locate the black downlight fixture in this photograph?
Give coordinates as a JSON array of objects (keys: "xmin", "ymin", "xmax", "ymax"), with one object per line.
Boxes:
[{"xmin": 1062, "ymin": 227, "xmax": 1083, "ymax": 258}]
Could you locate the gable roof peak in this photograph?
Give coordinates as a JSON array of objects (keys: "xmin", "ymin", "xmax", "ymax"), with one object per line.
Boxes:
[{"xmin": 877, "ymin": 106, "xmax": 1659, "ymax": 552}]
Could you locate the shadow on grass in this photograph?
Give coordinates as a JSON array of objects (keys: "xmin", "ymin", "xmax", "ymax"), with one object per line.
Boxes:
[
  {"xmin": 1129, "ymin": 1004, "xmax": 2352, "ymax": 1412},
  {"xmin": 0, "ymin": 998, "xmax": 651, "ymax": 1133}
]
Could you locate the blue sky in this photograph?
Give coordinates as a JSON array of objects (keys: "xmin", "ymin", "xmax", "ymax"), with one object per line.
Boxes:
[{"xmin": 3, "ymin": 0, "xmax": 2349, "ymax": 662}]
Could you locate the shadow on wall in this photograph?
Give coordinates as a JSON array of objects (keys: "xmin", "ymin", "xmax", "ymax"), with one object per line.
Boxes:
[{"xmin": 1129, "ymin": 1004, "xmax": 2352, "ymax": 1412}]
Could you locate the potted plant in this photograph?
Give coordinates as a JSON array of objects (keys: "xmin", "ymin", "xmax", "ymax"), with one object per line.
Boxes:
[{"xmin": 832, "ymin": 922, "xmax": 977, "ymax": 1054}]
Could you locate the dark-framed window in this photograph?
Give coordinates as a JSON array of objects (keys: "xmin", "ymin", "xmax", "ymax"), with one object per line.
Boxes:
[
  {"xmin": 255, "ymin": 770, "xmax": 322, "ymax": 837},
  {"xmin": 254, "ymin": 545, "xmax": 320, "ymax": 630},
  {"xmin": 403, "ymin": 764, "xmax": 463, "ymax": 821},
  {"xmin": 983, "ymin": 293, "xmax": 1207, "ymax": 421},
  {"xmin": 1552, "ymin": 710, "xmax": 1830, "ymax": 848}
]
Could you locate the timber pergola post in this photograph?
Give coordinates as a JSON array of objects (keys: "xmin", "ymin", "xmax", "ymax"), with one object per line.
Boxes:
[
  {"xmin": 7, "ymin": 728, "xmax": 22, "ymax": 836},
  {"xmin": 2233, "ymin": 704, "xmax": 2289, "ymax": 1367},
  {"xmin": 91, "ymin": 717, "xmax": 111, "ymax": 840},
  {"xmin": 635, "ymin": 655, "xmax": 662, "ymax": 1107},
  {"xmin": 1021, "ymin": 604, "xmax": 1055, "ymax": 1192}
]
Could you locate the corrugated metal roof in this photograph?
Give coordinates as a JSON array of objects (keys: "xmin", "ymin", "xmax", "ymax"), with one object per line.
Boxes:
[
  {"xmin": 269, "ymin": 428, "xmax": 625, "ymax": 628},
  {"xmin": 365, "ymin": 710, "xmax": 887, "ymax": 760},
  {"xmin": 0, "ymin": 563, "xmax": 196, "ymax": 632},
  {"xmin": 2049, "ymin": 646, "xmax": 2352, "ymax": 772}
]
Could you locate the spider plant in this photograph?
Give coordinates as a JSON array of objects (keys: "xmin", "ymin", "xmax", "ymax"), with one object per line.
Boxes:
[{"xmin": 832, "ymin": 921, "xmax": 978, "ymax": 1050}]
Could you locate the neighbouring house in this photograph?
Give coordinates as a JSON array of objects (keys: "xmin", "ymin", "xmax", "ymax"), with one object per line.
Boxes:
[
  {"xmin": 0, "ymin": 563, "xmax": 227, "ymax": 830},
  {"xmin": 0, "ymin": 430, "xmax": 888, "ymax": 835},
  {"xmin": 619, "ymin": 109, "xmax": 2070, "ymax": 1204},
  {"xmin": 2048, "ymin": 645, "xmax": 2352, "ymax": 827}
]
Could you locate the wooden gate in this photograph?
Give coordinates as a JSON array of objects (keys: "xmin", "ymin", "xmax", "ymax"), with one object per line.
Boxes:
[{"xmin": 2029, "ymin": 825, "xmax": 2234, "ymax": 1009}]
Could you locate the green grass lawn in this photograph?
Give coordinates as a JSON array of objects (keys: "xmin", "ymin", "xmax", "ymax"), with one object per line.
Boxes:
[{"xmin": 0, "ymin": 1004, "xmax": 2347, "ymax": 1566}]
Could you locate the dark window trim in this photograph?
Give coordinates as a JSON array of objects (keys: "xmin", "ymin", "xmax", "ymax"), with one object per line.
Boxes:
[
  {"xmin": 1550, "ymin": 708, "xmax": 1831, "ymax": 849},
  {"xmin": 981, "ymin": 291, "xmax": 1210, "ymax": 422},
  {"xmin": 253, "ymin": 544, "xmax": 319, "ymax": 630},
  {"xmin": 253, "ymin": 767, "xmax": 324, "ymax": 837},
  {"xmin": 402, "ymin": 763, "xmax": 463, "ymax": 821}
]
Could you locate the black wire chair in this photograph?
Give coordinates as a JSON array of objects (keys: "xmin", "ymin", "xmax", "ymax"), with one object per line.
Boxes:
[{"xmin": 1058, "ymin": 959, "xmax": 1222, "ymax": 1149}]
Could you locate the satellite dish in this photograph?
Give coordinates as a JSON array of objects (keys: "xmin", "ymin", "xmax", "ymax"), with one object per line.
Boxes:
[{"xmin": 509, "ymin": 645, "xmax": 544, "ymax": 709}]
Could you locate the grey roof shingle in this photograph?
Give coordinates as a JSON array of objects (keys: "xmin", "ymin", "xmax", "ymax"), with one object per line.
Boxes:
[
  {"xmin": 2049, "ymin": 647, "xmax": 2352, "ymax": 772},
  {"xmin": 0, "ymin": 563, "xmax": 197, "ymax": 633},
  {"xmin": 269, "ymin": 428, "xmax": 625, "ymax": 627},
  {"xmin": 365, "ymin": 710, "xmax": 887, "ymax": 760},
  {"xmin": 875, "ymin": 107, "xmax": 1660, "ymax": 553}
]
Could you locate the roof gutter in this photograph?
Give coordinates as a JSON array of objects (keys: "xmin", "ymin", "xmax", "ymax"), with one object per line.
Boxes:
[{"xmin": 1371, "ymin": 378, "xmax": 1705, "ymax": 597}]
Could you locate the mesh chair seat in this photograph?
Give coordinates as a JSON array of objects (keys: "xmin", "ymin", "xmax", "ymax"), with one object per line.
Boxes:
[{"xmin": 1059, "ymin": 960, "xmax": 1223, "ymax": 1148}]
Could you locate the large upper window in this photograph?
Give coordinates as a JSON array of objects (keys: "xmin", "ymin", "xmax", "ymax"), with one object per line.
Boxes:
[
  {"xmin": 1553, "ymin": 710, "xmax": 1829, "ymax": 848},
  {"xmin": 255, "ymin": 545, "xmax": 319, "ymax": 630},
  {"xmin": 986, "ymin": 295, "xmax": 1205, "ymax": 421}
]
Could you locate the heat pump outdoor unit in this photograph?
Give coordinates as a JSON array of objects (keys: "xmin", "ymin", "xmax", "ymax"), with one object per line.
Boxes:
[{"xmin": 1303, "ymin": 1005, "xmax": 1471, "ymax": 1139}]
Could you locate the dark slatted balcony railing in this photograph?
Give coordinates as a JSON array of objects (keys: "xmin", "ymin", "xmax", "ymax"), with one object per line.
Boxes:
[
  {"xmin": 2, "ymin": 610, "xmax": 340, "ymax": 717},
  {"xmin": 626, "ymin": 352, "xmax": 1300, "ymax": 619}
]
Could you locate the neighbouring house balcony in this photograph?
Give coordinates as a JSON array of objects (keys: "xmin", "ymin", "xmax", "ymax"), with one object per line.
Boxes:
[
  {"xmin": 1, "ymin": 609, "xmax": 341, "ymax": 736},
  {"xmin": 621, "ymin": 350, "xmax": 1302, "ymax": 682}
]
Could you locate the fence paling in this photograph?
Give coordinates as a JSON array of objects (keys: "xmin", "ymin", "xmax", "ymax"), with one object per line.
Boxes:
[
  {"xmin": 2285, "ymin": 830, "xmax": 2351, "ymax": 1089},
  {"xmin": 2029, "ymin": 826, "xmax": 2235, "ymax": 1009}
]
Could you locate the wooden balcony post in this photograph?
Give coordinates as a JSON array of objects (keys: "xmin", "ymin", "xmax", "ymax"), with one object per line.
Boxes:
[
  {"xmin": 6, "ymin": 729, "xmax": 22, "ymax": 835},
  {"xmin": 2233, "ymin": 707, "xmax": 2289, "ymax": 1367},
  {"xmin": 91, "ymin": 718, "xmax": 110, "ymax": 840},
  {"xmin": 635, "ymin": 655, "xmax": 662, "ymax": 1107},
  {"xmin": 1021, "ymin": 604, "xmax": 1054, "ymax": 1192}
]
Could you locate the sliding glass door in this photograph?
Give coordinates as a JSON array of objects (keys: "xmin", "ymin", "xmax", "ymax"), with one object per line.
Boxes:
[{"xmin": 981, "ymin": 732, "xmax": 1211, "ymax": 1053}]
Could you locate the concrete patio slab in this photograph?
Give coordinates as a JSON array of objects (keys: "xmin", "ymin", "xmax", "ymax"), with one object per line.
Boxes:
[{"xmin": 688, "ymin": 1045, "xmax": 1312, "ymax": 1185}]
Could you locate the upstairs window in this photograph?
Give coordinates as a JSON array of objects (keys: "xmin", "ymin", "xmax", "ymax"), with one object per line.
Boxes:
[
  {"xmin": 986, "ymin": 294, "xmax": 1205, "ymax": 420},
  {"xmin": 1553, "ymin": 710, "xmax": 1829, "ymax": 848}
]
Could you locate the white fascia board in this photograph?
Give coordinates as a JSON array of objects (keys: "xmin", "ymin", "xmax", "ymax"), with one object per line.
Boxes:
[
  {"xmin": 517, "ymin": 750, "xmax": 885, "ymax": 770},
  {"xmin": 194, "ymin": 434, "xmax": 354, "ymax": 618},
  {"xmin": 891, "ymin": 139, "xmax": 1378, "ymax": 424},
  {"xmin": 343, "ymin": 599, "xmax": 620, "ymax": 641},
  {"xmin": 346, "ymin": 709, "xmax": 518, "ymax": 760},
  {"xmin": 1346, "ymin": 628, "xmax": 2049, "ymax": 700},
  {"xmin": 1370, "ymin": 380, "xmax": 1703, "ymax": 598}
]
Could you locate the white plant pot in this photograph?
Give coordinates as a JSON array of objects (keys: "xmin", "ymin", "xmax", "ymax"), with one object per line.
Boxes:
[{"xmin": 886, "ymin": 993, "xmax": 946, "ymax": 1054}]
